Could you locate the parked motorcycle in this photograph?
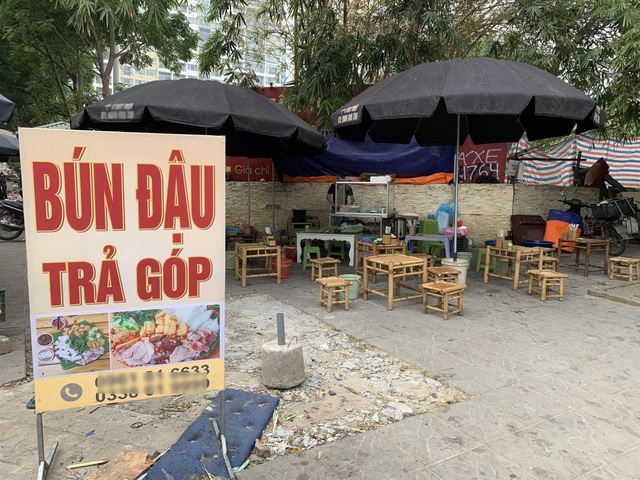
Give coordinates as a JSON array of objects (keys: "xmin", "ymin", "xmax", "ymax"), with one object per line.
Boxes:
[
  {"xmin": 559, "ymin": 193, "xmax": 639, "ymax": 256},
  {"xmin": 0, "ymin": 199, "xmax": 24, "ymax": 240}
]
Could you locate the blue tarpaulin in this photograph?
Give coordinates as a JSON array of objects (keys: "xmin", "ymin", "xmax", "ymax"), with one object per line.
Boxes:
[{"xmin": 273, "ymin": 134, "xmax": 455, "ymax": 179}]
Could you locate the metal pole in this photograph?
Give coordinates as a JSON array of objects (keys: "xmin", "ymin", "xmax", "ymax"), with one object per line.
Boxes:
[
  {"xmin": 272, "ymin": 164, "xmax": 276, "ymax": 232},
  {"xmin": 0, "ymin": 288, "xmax": 5, "ymax": 323},
  {"xmin": 453, "ymin": 115, "xmax": 460, "ymax": 260},
  {"xmin": 37, "ymin": 413, "xmax": 45, "ymax": 464},
  {"xmin": 276, "ymin": 313, "xmax": 285, "ymax": 345},
  {"xmin": 247, "ymin": 159, "xmax": 251, "ymax": 227}
]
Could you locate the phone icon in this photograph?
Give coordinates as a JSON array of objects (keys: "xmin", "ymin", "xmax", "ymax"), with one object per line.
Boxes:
[{"xmin": 60, "ymin": 383, "xmax": 83, "ymax": 402}]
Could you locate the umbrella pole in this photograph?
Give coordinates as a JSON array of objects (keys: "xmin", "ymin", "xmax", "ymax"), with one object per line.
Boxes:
[
  {"xmin": 247, "ymin": 158, "xmax": 251, "ymax": 227},
  {"xmin": 453, "ymin": 115, "xmax": 460, "ymax": 261},
  {"xmin": 272, "ymin": 164, "xmax": 276, "ymax": 232}
]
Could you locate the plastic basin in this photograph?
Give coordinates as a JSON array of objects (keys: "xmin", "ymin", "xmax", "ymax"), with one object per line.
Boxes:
[{"xmin": 521, "ymin": 240, "xmax": 554, "ymax": 248}]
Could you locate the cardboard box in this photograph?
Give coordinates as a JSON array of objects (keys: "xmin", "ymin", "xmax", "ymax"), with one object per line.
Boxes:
[
  {"xmin": 496, "ymin": 237, "xmax": 508, "ymax": 249},
  {"xmin": 382, "ymin": 234, "xmax": 392, "ymax": 244}
]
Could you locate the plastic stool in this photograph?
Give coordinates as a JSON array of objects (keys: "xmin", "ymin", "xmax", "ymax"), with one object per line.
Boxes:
[
  {"xmin": 476, "ymin": 247, "xmax": 497, "ymax": 272},
  {"xmin": 429, "ymin": 243, "xmax": 446, "ymax": 259},
  {"xmin": 327, "ymin": 240, "xmax": 347, "ymax": 259},
  {"xmin": 302, "ymin": 246, "xmax": 322, "ymax": 270}
]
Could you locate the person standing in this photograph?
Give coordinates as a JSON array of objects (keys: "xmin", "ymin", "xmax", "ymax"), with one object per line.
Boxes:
[{"xmin": 326, "ymin": 177, "xmax": 355, "ymax": 212}]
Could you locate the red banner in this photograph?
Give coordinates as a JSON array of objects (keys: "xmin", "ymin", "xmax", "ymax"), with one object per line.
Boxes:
[
  {"xmin": 458, "ymin": 136, "xmax": 507, "ymax": 183},
  {"xmin": 226, "ymin": 157, "xmax": 274, "ymax": 182}
]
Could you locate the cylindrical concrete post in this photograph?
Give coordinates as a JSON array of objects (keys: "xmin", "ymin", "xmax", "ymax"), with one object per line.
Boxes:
[{"xmin": 261, "ymin": 340, "xmax": 305, "ymax": 389}]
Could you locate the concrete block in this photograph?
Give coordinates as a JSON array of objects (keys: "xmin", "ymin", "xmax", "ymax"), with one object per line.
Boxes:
[
  {"xmin": 261, "ymin": 340, "xmax": 305, "ymax": 389},
  {"xmin": 0, "ymin": 335, "xmax": 12, "ymax": 355}
]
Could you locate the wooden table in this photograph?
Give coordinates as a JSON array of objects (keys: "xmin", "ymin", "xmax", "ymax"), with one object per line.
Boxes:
[
  {"xmin": 225, "ymin": 232, "xmax": 256, "ymax": 250},
  {"xmin": 296, "ymin": 231, "xmax": 360, "ymax": 266},
  {"xmin": 557, "ymin": 238, "xmax": 610, "ymax": 276},
  {"xmin": 483, "ymin": 245, "xmax": 544, "ymax": 290},
  {"xmin": 235, "ymin": 243, "xmax": 281, "ymax": 287},
  {"xmin": 355, "ymin": 241, "xmax": 406, "ymax": 277},
  {"xmin": 363, "ymin": 254, "xmax": 427, "ymax": 310}
]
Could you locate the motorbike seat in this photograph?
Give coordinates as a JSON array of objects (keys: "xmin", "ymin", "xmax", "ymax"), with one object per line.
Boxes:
[{"xmin": 1, "ymin": 200, "xmax": 23, "ymax": 209}]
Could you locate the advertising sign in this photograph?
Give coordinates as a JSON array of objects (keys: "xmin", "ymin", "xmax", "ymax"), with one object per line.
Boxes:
[
  {"xmin": 458, "ymin": 136, "xmax": 507, "ymax": 183},
  {"xmin": 226, "ymin": 157, "xmax": 273, "ymax": 181},
  {"xmin": 19, "ymin": 129, "xmax": 226, "ymax": 412}
]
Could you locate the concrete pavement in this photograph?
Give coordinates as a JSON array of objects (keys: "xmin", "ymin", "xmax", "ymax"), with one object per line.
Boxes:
[{"xmin": 2, "ymin": 239, "xmax": 640, "ymax": 479}]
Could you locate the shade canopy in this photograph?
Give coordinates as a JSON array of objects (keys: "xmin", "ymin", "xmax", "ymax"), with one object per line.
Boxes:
[
  {"xmin": 0, "ymin": 129, "xmax": 19, "ymax": 156},
  {"xmin": 0, "ymin": 94, "xmax": 15, "ymax": 124},
  {"xmin": 72, "ymin": 79, "xmax": 326, "ymax": 158},
  {"xmin": 331, "ymin": 57, "xmax": 605, "ymax": 146}
]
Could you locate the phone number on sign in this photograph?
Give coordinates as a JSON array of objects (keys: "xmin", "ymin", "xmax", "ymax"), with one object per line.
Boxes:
[{"xmin": 94, "ymin": 365, "xmax": 211, "ymax": 400}]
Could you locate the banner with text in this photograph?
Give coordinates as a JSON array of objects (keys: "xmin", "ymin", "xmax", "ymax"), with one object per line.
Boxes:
[
  {"xmin": 458, "ymin": 136, "xmax": 507, "ymax": 183},
  {"xmin": 20, "ymin": 129, "xmax": 226, "ymax": 412}
]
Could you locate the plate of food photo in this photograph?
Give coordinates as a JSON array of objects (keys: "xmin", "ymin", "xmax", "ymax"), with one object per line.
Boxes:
[{"xmin": 110, "ymin": 304, "xmax": 220, "ymax": 368}]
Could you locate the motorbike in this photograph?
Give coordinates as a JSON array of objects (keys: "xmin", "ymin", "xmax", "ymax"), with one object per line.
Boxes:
[
  {"xmin": 559, "ymin": 193, "xmax": 640, "ymax": 256},
  {"xmin": 0, "ymin": 198, "xmax": 24, "ymax": 241}
]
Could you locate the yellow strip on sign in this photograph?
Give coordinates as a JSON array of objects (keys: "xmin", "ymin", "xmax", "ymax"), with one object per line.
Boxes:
[{"xmin": 34, "ymin": 359, "xmax": 224, "ymax": 412}]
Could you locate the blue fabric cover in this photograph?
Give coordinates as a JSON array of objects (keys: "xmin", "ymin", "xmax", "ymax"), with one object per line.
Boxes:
[
  {"xmin": 145, "ymin": 389, "xmax": 279, "ymax": 479},
  {"xmin": 273, "ymin": 134, "xmax": 455, "ymax": 179},
  {"xmin": 547, "ymin": 209, "xmax": 583, "ymax": 229}
]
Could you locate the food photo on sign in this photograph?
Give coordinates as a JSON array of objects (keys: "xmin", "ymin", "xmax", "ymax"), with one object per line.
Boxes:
[
  {"xmin": 34, "ymin": 313, "xmax": 110, "ymax": 376},
  {"xmin": 110, "ymin": 304, "xmax": 220, "ymax": 368}
]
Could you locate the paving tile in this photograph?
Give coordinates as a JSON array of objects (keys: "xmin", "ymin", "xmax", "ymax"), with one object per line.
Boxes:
[
  {"xmin": 237, "ymin": 451, "xmax": 342, "ymax": 480},
  {"xmin": 433, "ymin": 398, "xmax": 531, "ymax": 444},
  {"xmin": 370, "ymin": 337, "xmax": 468, "ymax": 374},
  {"xmin": 477, "ymin": 384, "xmax": 569, "ymax": 425},
  {"xmin": 314, "ymin": 428, "xmax": 432, "ymax": 480},
  {"xmin": 437, "ymin": 363, "xmax": 519, "ymax": 395},
  {"xmin": 488, "ymin": 426, "xmax": 602, "ymax": 479},
  {"xmin": 577, "ymin": 386, "xmax": 640, "ymax": 437},
  {"xmin": 522, "ymin": 373, "xmax": 601, "ymax": 409},
  {"xmin": 606, "ymin": 444, "xmax": 640, "ymax": 478},
  {"xmin": 428, "ymin": 446, "xmax": 537, "ymax": 480},
  {"xmin": 389, "ymin": 467, "xmax": 444, "ymax": 479},
  {"xmin": 379, "ymin": 414, "xmax": 482, "ymax": 466},
  {"xmin": 533, "ymin": 410, "xmax": 640, "ymax": 464}
]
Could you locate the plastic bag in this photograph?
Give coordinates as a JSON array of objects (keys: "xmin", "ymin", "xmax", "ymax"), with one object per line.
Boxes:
[{"xmin": 436, "ymin": 202, "xmax": 458, "ymax": 234}]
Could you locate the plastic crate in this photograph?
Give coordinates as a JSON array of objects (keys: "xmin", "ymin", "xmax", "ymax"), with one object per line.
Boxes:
[
  {"xmin": 590, "ymin": 201, "xmax": 619, "ymax": 219},
  {"xmin": 612, "ymin": 197, "xmax": 636, "ymax": 216}
]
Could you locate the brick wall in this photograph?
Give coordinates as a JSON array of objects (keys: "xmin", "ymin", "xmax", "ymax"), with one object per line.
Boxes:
[{"xmin": 226, "ymin": 181, "xmax": 600, "ymax": 256}]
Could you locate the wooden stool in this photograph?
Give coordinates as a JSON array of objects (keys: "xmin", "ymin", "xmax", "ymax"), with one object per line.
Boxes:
[
  {"xmin": 426, "ymin": 266, "xmax": 460, "ymax": 284},
  {"xmin": 420, "ymin": 282, "xmax": 466, "ymax": 320},
  {"xmin": 310, "ymin": 257, "xmax": 340, "ymax": 281},
  {"xmin": 526, "ymin": 270, "xmax": 568, "ymax": 301},
  {"xmin": 408, "ymin": 253, "xmax": 435, "ymax": 268},
  {"xmin": 608, "ymin": 256, "xmax": 640, "ymax": 281},
  {"xmin": 317, "ymin": 276, "xmax": 352, "ymax": 312}
]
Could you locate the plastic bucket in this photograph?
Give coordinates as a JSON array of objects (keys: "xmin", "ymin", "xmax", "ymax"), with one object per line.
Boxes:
[
  {"xmin": 272, "ymin": 258, "xmax": 292, "ymax": 279},
  {"xmin": 456, "ymin": 251, "xmax": 473, "ymax": 264},
  {"xmin": 339, "ymin": 274, "xmax": 361, "ymax": 300},
  {"xmin": 225, "ymin": 251, "xmax": 235, "ymax": 270},
  {"xmin": 285, "ymin": 245, "xmax": 297, "ymax": 261},
  {"xmin": 496, "ymin": 258, "xmax": 510, "ymax": 275},
  {"xmin": 440, "ymin": 258, "xmax": 469, "ymax": 285}
]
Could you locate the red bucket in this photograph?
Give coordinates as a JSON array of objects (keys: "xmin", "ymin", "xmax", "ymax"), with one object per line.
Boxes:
[
  {"xmin": 285, "ymin": 245, "xmax": 297, "ymax": 261},
  {"xmin": 272, "ymin": 258, "xmax": 292, "ymax": 279}
]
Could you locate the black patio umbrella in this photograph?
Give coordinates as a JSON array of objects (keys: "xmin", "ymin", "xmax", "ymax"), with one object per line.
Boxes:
[
  {"xmin": 331, "ymin": 57, "xmax": 606, "ymax": 257},
  {"xmin": 0, "ymin": 94, "xmax": 15, "ymax": 123},
  {"xmin": 72, "ymin": 79, "xmax": 326, "ymax": 158},
  {"xmin": 0, "ymin": 129, "xmax": 19, "ymax": 156}
]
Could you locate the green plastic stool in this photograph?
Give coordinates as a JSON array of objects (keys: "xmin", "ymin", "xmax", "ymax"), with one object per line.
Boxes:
[
  {"xmin": 303, "ymin": 246, "xmax": 322, "ymax": 270},
  {"xmin": 328, "ymin": 240, "xmax": 347, "ymax": 259},
  {"xmin": 476, "ymin": 247, "xmax": 497, "ymax": 272},
  {"xmin": 429, "ymin": 243, "xmax": 446, "ymax": 259}
]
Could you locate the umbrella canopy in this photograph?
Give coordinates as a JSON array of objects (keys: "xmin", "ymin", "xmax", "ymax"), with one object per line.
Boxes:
[
  {"xmin": 0, "ymin": 129, "xmax": 19, "ymax": 156},
  {"xmin": 72, "ymin": 79, "xmax": 326, "ymax": 158},
  {"xmin": 331, "ymin": 57, "xmax": 606, "ymax": 258},
  {"xmin": 0, "ymin": 94, "xmax": 15, "ymax": 124},
  {"xmin": 331, "ymin": 57, "xmax": 605, "ymax": 146}
]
